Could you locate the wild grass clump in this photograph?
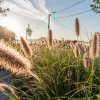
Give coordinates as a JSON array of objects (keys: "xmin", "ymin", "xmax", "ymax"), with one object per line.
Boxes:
[
  {"xmin": 13, "ymin": 41, "xmax": 100, "ymax": 99},
  {"xmin": 0, "ymin": 33, "xmax": 100, "ymax": 99},
  {"xmin": 0, "ymin": 41, "xmax": 40, "ymax": 82}
]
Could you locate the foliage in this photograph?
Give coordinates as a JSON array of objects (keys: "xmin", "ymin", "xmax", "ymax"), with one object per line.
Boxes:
[
  {"xmin": 91, "ymin": 0, "xmax": 100, "ymax": 13},
  {"xmin": 13, "ymin": 44, "xmax": 100, "ymax": 100}
]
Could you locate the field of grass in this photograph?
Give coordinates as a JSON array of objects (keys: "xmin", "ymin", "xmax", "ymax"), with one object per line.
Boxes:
[
  {"xmin": 0, "ymin": 34, "xmax": 100, "ymax": 100},
  {"xmin": 0, "ymin": 0, "xmax": 100, "ymax": 99}
]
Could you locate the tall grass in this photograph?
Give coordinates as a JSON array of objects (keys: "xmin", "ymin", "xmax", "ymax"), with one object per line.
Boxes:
[
  {"xmin": 75, "ymin": 18, "xmax": 80, "ymax": 42},
  {"xmin": 48, "ymin": 29, "xmax": 53, "ymax": 47},
  {"xmin": 20, "ymin": 37, "xmax": 32, "ymax": 58},
  {"xmin": 0, "ymin": 33, "xmax": 100, "ymax": 99},
  {"xmin": 13, "ymin": 41, "xmax": 100, "ymax": 99}
]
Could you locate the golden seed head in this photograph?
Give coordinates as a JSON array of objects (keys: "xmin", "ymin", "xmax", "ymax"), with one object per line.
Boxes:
[
  {"xmin": 96, "ymin": 32, "xmax": 100, "ymax": 58},
  {"xmin": 0, "ymin": 83, "xmax": 18, "ymax": 98},
  {"xmin": 20, "ymin": 37, "xmax": 32, "ymax": 58},
  {"xmin": 48, "ymin": 29, "xmax": 53, "ymax": 46},
  {"xmin": 0, "ymin": 83, "xmax": 14, "ymax": 94},
  {"xmin": 90, "ymin": 33, "xmax": 97, "ymax": 59},
  {"xmin": 82, "ymin": 44, "xmax": 88, "ymax": 53},
  {"xmin": 74, "ymin": 43, "xmax": 79, "ymax": 58},
  {"xmin": 0, "ymin": 41, "xmax": 31, "ymax": 75},
  {"xmin": 70, "ymin": 42, "xmax": 74, "ymax": 50},
  {"xmin": 83, "ymin": 52, "xmax": 89, "ymax": 68},
  {"xmin": 75, "ymin": 17, "xmax": 80, "ymax": 36},
  {"xmin": 73, "ymin": 43, "xmax": 81, "ymax": 58},
  {"xmin": 0, "ymin": 42, "xmax": 40, "ymax": 81}
]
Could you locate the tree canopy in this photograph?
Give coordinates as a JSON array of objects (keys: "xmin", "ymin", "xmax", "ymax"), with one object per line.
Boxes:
[{"xmin": 91, "ymin": 0, "xmax": 100, "ymax": 13}]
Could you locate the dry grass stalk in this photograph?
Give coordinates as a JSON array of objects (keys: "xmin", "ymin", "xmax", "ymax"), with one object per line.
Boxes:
[
  {"xmin": 70, "ymin": 42, "xmax": 74, "ymax": 51},
  {"xmin": 78, "ymin": 44, "xmax": 81, "ymax": 56},
  {"xmin": 75, "ymin": 17, "xmax": 80, "ymax": 36},
  {"xmin": 74, "ymin": 43, "xmax": 79, "ymax": 58},
  {"xmin": 20, "ymin": 37, "xmax": 32, "ymax": 58},
  {"xmin": 48, "ymin": 29, "xmax": 53, "ymax": 46},
  {"xmin": 0, "ymin": 83, "xmax": 18, "ymax": 99},
  {"xmin": 53, "ymin": 40, "xmax": 55, "ymax": 46},
  {"xmin": 83, "ymin": 52, "xmax": 89, "ymax": 68},
  {"xmin": 90, "ymin": 33, "xmax": 97, "ymax": 59},
  {"xmin": 73, "ymin": 43, "xmax": 81, "ymax": 58},
  {"xmin": 0, "ymin": 42, "xmax": 40, "ymax": 82},
  {"xmin": 82, "ymin": 44, "xmax": 88, "ymax": 53},
  {"xmin": 96, "ymin": 32, "xmax": 100, "ymax": 58}
]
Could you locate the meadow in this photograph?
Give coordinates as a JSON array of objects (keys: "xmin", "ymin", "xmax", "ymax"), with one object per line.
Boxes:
[{"xmin": 0, "ymin": 18, "xmax": 100, "ymax": 100}]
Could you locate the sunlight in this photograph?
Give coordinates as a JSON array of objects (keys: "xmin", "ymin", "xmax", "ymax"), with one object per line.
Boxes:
[{"xmin": 0, "ymin": 16, "xmax": 20, "ymax": 34}]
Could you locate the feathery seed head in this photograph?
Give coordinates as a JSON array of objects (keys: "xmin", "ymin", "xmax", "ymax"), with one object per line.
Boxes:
[
  {"xmin": 83, "ymin": 52, "xmax": 89, "ymax": 68},
  {"xmin": 73, "ymin": 43, "xmax": 81, "ymax": 58},
  {"xmin": 0, "ymin": 83, "xmax": 14, "ymax": 94},
  {"xmin": 48, "ymin": 29, "xmax": 53, "ymax": 46},
  {"xmin": 20, "ymin": 37, "xmax": 32, "ymax": 58},
  {"xmin": 70, "ymin": 42, "xmax": 74, "ymax": 50},
  {"xmin": 0, "ymin": 42, "xmax": 41, "ymax": 82},
  {"xmin": 0, "ymin": 41, "xmax": 31, "ymax": 75},
  {"xmin": 0, "ymin": 83, "xmax": 18, "ymax": 98},
  {"xmin": 90, "ymin": 33, "xmax": 97, "ymax": 59},
  {"xmin": 74, "ymin": 43, "xmax": 79, "ymax": 58},
  {"xmin": 96, "ymin": 32, "xmax": 100, "ymax": 58},
  {"xmin": 82, "ymin": 44, "xmax": 88, "ymax": 53},
  {"xmin": 75, "ymin": 17, "xmax": 80, "ymax": 36}
]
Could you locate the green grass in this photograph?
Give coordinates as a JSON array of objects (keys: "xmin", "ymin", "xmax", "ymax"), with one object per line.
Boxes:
[{"xmin": 12, "ymin": 44, "xmax": 100, "ymax": 100}]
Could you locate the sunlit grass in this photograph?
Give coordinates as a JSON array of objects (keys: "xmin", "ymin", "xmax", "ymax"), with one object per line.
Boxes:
[{"xmin": 12, "ymin": 43, "xmax": 100, "ymax": 100}]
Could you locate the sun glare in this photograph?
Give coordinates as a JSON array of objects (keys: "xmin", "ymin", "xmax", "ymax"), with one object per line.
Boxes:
[{"xmin": 0, "ymin": 16, "xmax": 20, "ymax": 34}]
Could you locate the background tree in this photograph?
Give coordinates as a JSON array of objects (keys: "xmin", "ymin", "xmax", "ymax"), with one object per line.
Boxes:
[
  {"xmin": 0, "ymin": 0, "xmax": 9, "ymax": 16},
  {"xmin": 91, "ymin": 0, "xmax": 100, "ymax": 13}
]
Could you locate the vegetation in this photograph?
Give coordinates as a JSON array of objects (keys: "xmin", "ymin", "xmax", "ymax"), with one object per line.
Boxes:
[
  {"xmin": 0, "ymin": 0, "xmax": 100, "ymax": 99},
  {"xmin": 91, "ymin": 0, "xmax": 100, "ymax": 13},
  {"xmin": 0, "ymin": 32, "xmax": 99, "ymax": 99}
]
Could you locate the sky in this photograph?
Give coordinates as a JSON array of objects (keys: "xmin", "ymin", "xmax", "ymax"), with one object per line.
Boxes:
[{"xmin": 0, "ymin": 0, "xmax": 100, "ymax": 41}]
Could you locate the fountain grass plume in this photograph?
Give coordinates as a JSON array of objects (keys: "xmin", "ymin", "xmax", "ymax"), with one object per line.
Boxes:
[
  {"xmin": 70, "ymin": 42, "xmax": 74, "ymax": 51},
  {"xmin": 20, "ymin": 37, "xmax": 32, "ymax": 58},
  {"xmin": 90, "ymin": 33, "xmax": 97, "ymax": 59},
  {"xmin": 48, "ymin": 29, "xmax": 53, "ymax": 46},
  {"xmin": 0, "ymin": 83, "xmax": 18, "ymax": 99},
  {"xmin": 73, "ymin": 43, "xmax": 81, "ymax": 58},
  {"xmin": 96, "ymin": 32, "xmax": 100, "ymax": 58},
  {"xmin": 83, "ymin": 44, "xmax": 88, "ymax": 53},
  {"xmin": 74, "ymin": 43, "xmax": 79, "ymax": 58},
  {"xmin": 0, "ymin": 42, "xmax": 41, "ymax": 82},
  {"xmin": 83, "ymin": 52, "xmax": 89, "ymax": 68},
  {"xmin": 75, "ymin": 17, "xmax": 80, "ymax": 43},
  {"xmin": 75, "ymin": 17, "xmax": 80, "ymax": 36}
]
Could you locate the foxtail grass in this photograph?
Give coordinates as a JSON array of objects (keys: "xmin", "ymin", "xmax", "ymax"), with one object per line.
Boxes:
[
  {"xmin": 0, "ymin": 42, "xmax": 41, "ymax": 82},
  {"xmin": 73, "ymin": 43, "xmax": 81, "ymax": 58},
  {"xmin": 82, "ymin": 44, "xmax": 88, "ymax": 53},
  {"xmin": 20, "ymin": 37, "xmax": 32, "ymax": 58},
  {"xmin": 75, "ymin": 17, "xmax": 80, "ymax": 42},
  {"xmin": 83, "ymin": 52, "xmax": 89, "ymax": 68},
  {"xmin": 96, "ymin": 32, "xmax": 100, "ymax": 58},
  {"xmin": 48, "ymin": 29, "xmax": 53, "ymax": 46},
  {"xmin": 0, "ymin": 83, "xmax": 18, "ymax": 99},
  {"xmin": 70, "ymin": 42, "xmax": 74, "ymax": 50},
  {"xmin": 12, "ymin": 43, "xmax": 100, "ymax": 99},
  {"xmin": 90, "ymin": 33, "xmax": 97, "ymax": 59}
]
